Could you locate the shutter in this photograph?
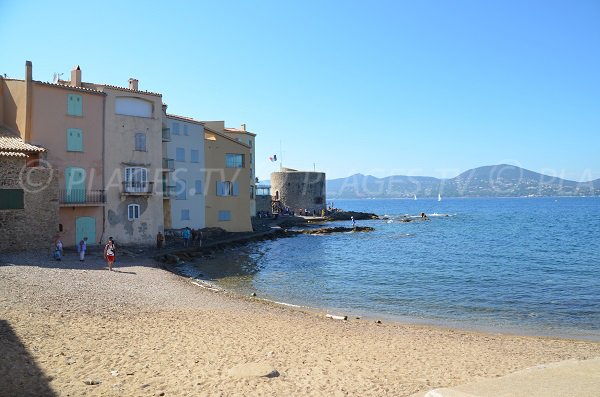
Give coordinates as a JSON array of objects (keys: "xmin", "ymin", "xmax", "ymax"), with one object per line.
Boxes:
[{"xmin": 233, "ymin": 182, "xmax": 239, "ymax": 196}]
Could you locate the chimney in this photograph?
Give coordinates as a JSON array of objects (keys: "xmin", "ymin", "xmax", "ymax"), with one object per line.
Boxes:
[
  {"xmin": 240, "ymin": 123, "xmax": 246, "ymax": 131},
  {"xmin": 25, "ymin": 60, "xmax": 32, "ymax": 82},
  {"xmin": 128, "ymin": 78, "xmax": 138, "ymax": 91},
  {"xmin": 71, "ymin": 65, "xmax": 81, "ymax": 87}
]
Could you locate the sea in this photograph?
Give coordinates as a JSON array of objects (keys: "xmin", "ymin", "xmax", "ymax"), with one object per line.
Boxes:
[{"xmin": 180, "ymin": 197, "xmax": 600, "ymax": 341}]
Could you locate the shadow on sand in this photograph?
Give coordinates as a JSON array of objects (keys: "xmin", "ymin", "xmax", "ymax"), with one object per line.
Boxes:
[{"xmin": 0, "ymin": 320, "xmax": 57, "ymax": 397}]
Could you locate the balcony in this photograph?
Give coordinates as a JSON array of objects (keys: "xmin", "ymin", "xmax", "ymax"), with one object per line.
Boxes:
[
  {"xmin": 162, "ymin": 127, "xmax": 171, "ymax": 142},
  {"xmin": 59, "ymin": 189, "xmax": 106, "ymax": 206},
  {"xmin": 121, "ymin": 181, "xmax": 154, "ymax": 195},
  {"xmin": 162, "ymin": 158, "xmax": 175, "ymax": 171}
]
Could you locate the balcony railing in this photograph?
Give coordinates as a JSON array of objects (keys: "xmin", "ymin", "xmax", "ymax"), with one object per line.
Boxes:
[
  {"xmin": 59, "ymin": 189, "xmax": 106, "ymax": 205},
  {"xmin": 122, "ymin": 181, "xmax": 154, "ymax": 195},
  {"xmin": 162, "ymin": 127, "xmax": 171, "ymax": 142},
  {"xmin": 162, "ymin": 158, "xmax": 175, "ymax": 171}
]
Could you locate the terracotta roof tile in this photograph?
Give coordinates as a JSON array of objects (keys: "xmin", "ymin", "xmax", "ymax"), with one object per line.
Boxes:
[
  {"xmin": 35, "ymin": 81, "xmax": 105, "ymax": 95},
  {"xmin": 166, "ymin": 113, "xmax": 205, "ymax": 124},
  {"xmin": 0, "ymin": 127, "xmax": 46, "ymax": 153},
  {"xmin": 0, "ymin": 151, "xmax": 28, "ymax": 158},
  {"xmin": 99, "ymin": 84, "xmax": 162, "ymax": 97}
]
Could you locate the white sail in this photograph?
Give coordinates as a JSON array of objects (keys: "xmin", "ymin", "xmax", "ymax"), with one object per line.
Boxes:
[
  {"xmin": 438, "ymin": 193, "xmax": 442, "ymax": 202},
  {"xmin": 413, "ymin": 194, "xmax": 417, "ymax": 200}
]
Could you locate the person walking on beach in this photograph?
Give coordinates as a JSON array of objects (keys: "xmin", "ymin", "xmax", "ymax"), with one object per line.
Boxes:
[
  {"xmin": 182, "ymin": 227, "xmax": 191, "ymax": 248},
  {"xmin": 156, "ymin": 231, "xmax": 164, "ymax": 249},
  {"xmin": 77, "ymin": 237, "xmax": 88, "ymax": 261},
  {"xmin": 104, "ymin": 237, "xmax": 116, "ymax": 271}
]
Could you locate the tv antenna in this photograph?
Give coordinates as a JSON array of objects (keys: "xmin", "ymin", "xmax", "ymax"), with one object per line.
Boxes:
[{"xmin": 52, "ymin": 72, "xmax": 63, "ymax": 84}]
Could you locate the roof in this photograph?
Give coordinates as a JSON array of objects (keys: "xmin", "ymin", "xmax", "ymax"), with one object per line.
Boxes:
[
  {"xmin": 203, "ymin": 126, "xmax": 251, "ymax": 148},
  {"xmin": 224, "ymin": 127, "xmax": 257, "ymax": 137},
  {"xmin": 94, "ymin": 83, "xmax": 162, "ymax": 97},
  {"xmin": 166, "ymin": 113, "xmax": 205, "ymax": 125},
  {"xmin": 35, "ymin": 81, "xmax": 105, "ymax": 95},
  {"xmin": 0, "ymin": 151, "xmax": 28, "ymax": 158},
  {"xmin": 0, "ymin": 126, "xmax": 46, "ymax": 153}
]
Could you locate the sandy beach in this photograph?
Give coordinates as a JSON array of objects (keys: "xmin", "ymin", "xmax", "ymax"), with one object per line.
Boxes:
[{"xmin": 1, "ymin": 250, "xmax": 599, "ymax": 397}]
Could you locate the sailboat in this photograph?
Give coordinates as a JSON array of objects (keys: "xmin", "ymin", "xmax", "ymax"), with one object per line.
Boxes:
[
  {"xmin": 413, "ymin": 194, "xmax": 417, "ymax": 200},
  {"xmin": 438, "ymin": 193, "xmax": 442, "ymax": 202}
]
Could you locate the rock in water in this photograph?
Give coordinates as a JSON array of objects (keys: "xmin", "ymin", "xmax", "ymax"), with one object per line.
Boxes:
[{"xmin": 227, "ymin": 362, "xmax": 279, "ymax": 378}]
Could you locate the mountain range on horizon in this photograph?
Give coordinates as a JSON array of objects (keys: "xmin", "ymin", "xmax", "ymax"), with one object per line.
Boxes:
[{"xmin": 325, "ymin": 164, "xmax": 600, "ymax": 199}]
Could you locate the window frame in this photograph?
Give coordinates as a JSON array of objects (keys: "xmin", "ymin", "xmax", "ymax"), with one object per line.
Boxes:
[
  {"xmin": 127, "ymin": 204, "xmax": 140, "ymax": 220},
  {"xmin": 225, "ymin": 153, "xmax": 244, "ymax": 168},
  {"xmin": 134, "ymin": 132, "xmax": 147, "ymax": 151}
]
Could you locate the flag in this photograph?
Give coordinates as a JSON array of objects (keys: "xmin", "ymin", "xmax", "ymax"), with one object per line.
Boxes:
[{"xmin": 269, "ymin": 155, "xmax": 278, "ymax": 162}]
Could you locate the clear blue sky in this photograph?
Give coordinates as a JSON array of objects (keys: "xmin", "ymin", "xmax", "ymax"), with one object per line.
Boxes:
[{"xmin": 2, "ymin": 0, "xmax": 599, "ymax": 181}]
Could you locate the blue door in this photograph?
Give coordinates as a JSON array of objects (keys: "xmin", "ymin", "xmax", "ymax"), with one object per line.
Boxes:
[{"xmin": 76, "ymin": 217, "xmax": 96, "ymax": 245}]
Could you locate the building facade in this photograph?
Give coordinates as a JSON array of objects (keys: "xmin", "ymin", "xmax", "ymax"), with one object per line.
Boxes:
[
  {"xmin": 223, "ymin": 124, "xmax": 256, "ymax": 217},
  {"xmin": 83, "ymin": 78, "xmax": 165, "ymax": 244},
  {"xmin": 1, "ymin": 62, "xmax": 105, "ymax": 246},
  {"xmin": 165, "ymin": 114, "xmax": 206, "ymax": 230},
  {"xmin": 204, "ymin": 126, "xmax": 252, "ymax": 232}
]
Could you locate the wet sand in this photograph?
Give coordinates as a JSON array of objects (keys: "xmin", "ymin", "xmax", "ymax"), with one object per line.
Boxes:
[{"xmin": 1, "ymin": 250, "xmax": 599, "ymax": 396}]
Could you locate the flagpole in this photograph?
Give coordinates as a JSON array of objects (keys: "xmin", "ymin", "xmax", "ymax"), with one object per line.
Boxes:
[{"xmin": 279, "ymin": 140, "xmax": 283, "ymax": 171}]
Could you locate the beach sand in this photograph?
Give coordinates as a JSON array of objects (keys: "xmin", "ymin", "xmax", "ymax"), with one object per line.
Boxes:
[{"xmin": 1, "ymin": 250, "xmax": 599, "ymax": 396}]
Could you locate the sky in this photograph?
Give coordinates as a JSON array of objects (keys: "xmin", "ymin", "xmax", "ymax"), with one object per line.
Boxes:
[{"xmin": 1, "ymin": 0, "xmax": 599, "ymax": 182}]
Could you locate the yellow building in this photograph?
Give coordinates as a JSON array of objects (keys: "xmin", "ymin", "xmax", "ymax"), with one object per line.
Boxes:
[{"xmin": 203, "ymin": 125, "xmax": 252, "ymax": 232}]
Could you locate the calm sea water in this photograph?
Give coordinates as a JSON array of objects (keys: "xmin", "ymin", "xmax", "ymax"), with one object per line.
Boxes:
[{"xmin": 182, "ymin": 197, "xmax": 600, "ymax": 340}]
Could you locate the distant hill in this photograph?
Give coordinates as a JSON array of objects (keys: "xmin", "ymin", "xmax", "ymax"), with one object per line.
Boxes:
[{"xmin": 326, "ymin": 165, "xmax": 600, "ymax": 198}]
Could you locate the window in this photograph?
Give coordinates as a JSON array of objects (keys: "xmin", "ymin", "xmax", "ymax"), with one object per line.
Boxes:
[
  {"xmin": 135, "ymin": 132, "xmax": 146, "ymax": 151},
  {"xmin": 183, "ymin": 124, "xmax": 189, "ymax": 135},
  {"xmin": 218, "ymin": 210, "xmax": 231, "ymax": 221},
  {"xmin": 181, "ymin": 209, "xmax": 190, "ymax": 220},
  {"xmin": 191, "ymin": 149, "xmax": 199, "ymax": 163},
  {"xmin": 225, "ymin": 153, "xmax": 244, "ymax": 168},
  {"xmin": 172, "ymin": 122, "xmax": 180, "ymax": 135},
  {"xmin": 176, "ymin": 148, "xmax": 185, "ymax": 162},
  {"xmin": 0, "ymin": 189, "xmax": 24, "ymax": 209},
  {"xmin": 216, "ymin": 181, "xmax": 239, "ymax": 196},
  {"xmin": 124, "ymin": 167, "xmax": 148, "ymax": 193},
  {"xmin": 67, "ymin": 128, "xmax": 83, "ymax": 152},
  {"xmin": 249, "ymin": 185, "xmax": 254, "ymax": 199},
  {"xmin": 176, "ymin": 180, "xmax": 186, "ymax": 200},
  {"xmin": 115, "ymin": 97, "xmax": 152, "ymax": 118},
  {"xmin": 249, "ymin": 153, "xmax": 252, "ymax": 164},
  {"xmin": 194, "ymin": 180, "xmax": 202, "ymax": 195},
  {"xmin": 67, "ymin": 94, "xmax": 82, "ymax": 116},
  {"xmin": 128, "ymin": 204, "xmax": 140, "ymax": 220}
]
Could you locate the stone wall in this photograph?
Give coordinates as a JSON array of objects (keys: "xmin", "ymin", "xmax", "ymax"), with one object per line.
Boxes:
[
  {"xmin": 255, "ymin": 195, "xmax": 272, "ymax": 214},
  {"xmin": 0, "ymin": 156, "xmax": 59, "ymax": 251},
  {"xmin": 270, "ymin": 170, "xmax": 326, "ymax": 214}
]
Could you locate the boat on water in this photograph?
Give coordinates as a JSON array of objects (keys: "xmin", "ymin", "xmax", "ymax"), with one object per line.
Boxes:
[
  {"xmin": 438, "ymin": 193, "xmax": 442, "ymax": 202},
  {"xmin": 413, "ymin": 194, "xmax": 417, "ymax": 200}
]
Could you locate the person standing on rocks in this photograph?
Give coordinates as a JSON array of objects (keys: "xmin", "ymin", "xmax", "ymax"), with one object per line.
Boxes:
[
  {"xmin": 104, "ymin": 237, "xmax": 116, "ymax": 271},
  {"xmin": 156, "ymin": 231, "xmax": 164, "ymax": 249},
  {"xmin": 78, "ymin": 237, "xmax": 88, "ymax": 261},
  {"xmin": 182, "ymin": 227, "xmax": 191, "ymax": 248},
  {"xmin": 351, "ymin": 216, "xmax": 356, "ymax": 229}
]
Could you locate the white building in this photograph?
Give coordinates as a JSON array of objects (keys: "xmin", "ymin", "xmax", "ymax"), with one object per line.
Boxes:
[{"xmin": 165, "ymin": 114, "xmax": 206, "ymax": 229}]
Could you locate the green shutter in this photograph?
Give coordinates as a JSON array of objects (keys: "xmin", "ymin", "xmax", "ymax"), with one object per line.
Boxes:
[
  {"xmin": 67, "ymin": 94, "xmax": 83, "ymax": 116},
  {"xmin": 0, "ymin": 189, "xmax": 25, "ymax": 209}
]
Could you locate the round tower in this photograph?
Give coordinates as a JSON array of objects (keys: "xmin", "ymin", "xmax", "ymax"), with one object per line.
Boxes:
[{"xmin": 270, "ymin": 168, "xmax": 326, "ymax": 214}]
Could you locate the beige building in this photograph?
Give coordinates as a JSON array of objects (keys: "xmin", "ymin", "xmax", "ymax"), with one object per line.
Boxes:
[
  {"xmin": 81, "ymin": 78, "xmax": 165, "ymax": 244},
  {"xmin": 204, "ymin": 125, "xmax": 252, "ymax": 232},
  {"xmin": 1, "ymin": 62, "xmax": 105, "ymax": 246},
  {"xmin": 204, "ymin": 121, "xmax": 257, "ymax": 217}
]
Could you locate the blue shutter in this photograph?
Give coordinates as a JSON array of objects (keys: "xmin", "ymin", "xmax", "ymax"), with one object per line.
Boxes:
[
  {"xmin": 67, "ymin": 94, "xmax": 82, "ymax": 116},
  {"xmin": 67, "ymin": 128, "xmax": 83, "ymax": 151},
  {"xmin": 233, "ymin": 182, "xmax": 239, "ymax": 196},
  {"xmin": 195, "ymin": 180, "xmax": 202, "ymax": 195},
  {"xmin": 216, "ymin": 181, "xmax": 223, "ymax": 196}
]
